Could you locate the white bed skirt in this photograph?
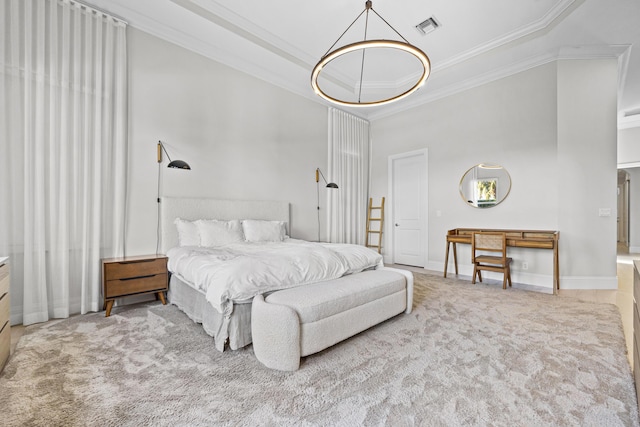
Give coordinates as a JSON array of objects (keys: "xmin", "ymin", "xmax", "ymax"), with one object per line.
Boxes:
[{"xmin": 168, "ymin": 274, "xmax": 253, "ymax": 352}]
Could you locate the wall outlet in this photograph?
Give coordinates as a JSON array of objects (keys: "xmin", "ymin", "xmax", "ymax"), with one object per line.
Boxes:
[{"xmin": 522, "ymin": 262, "xmax": 528, "ymax": 270}]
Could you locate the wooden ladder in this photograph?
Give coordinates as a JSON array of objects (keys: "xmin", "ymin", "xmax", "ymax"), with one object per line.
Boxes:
[{"xmin": 365, "ymin": 197, "xmax": 385, "ymax": 253}]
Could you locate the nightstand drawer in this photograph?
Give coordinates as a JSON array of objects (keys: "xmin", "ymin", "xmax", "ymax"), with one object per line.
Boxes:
[
  {"xmin": 0, "ymin": 319, "xmax": 9, "ymax": 370},
  {"xmin": 0, "ymin": 262, "xmax": 9, "ymax": 297},
  {"xmin": 105, "ymin": 273, "xmax": 168, "ymax": 298},
  {"xmin": 635, "ymin": 336, "xmax": 640, "ymax": 406},
  {"xmin": 635, "ymin": 264, "xmax": 640, "ymax": 303},
  {"xmin": 105, "ymin": 258, "xmax": 167, "ymax": 280},
  {"xmin": 0, "ymin": 292, "xmax": 9, "ymax": 326},
  {"xmin": 635, "ymin": 300, "xmax": 640, "ymax": 346}
]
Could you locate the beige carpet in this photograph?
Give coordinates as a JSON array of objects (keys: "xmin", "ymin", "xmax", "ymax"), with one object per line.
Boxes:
[{"xmin": 1, "ymin": 272, "xmax": 638, "ymax": 426}]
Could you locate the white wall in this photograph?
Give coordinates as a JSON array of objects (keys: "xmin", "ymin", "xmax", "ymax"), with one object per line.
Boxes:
[
  {"xmin": 125, "ymin": 28, "xmax": 330, "ymax": 255},
  {"xmin": 371, "ymin": 63, "xmax": 558, "ymax": 285},
  {"xmin": 123, "ymin": 28, "xmax": 620, "ymax": 289},
  {"xmin": 370, "ymin": 59, "xmax": 619, "ymax": 289},
  {"xmin": 556, "ymin": 59, "xmax": 618, "ymax": 286}
]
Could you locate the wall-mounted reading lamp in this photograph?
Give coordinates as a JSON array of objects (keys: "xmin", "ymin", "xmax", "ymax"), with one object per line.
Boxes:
[
  {"xmin": 157, "ymin": 141, "xmax": 191, "ymax": 253},
  {"xmin": 157, "ymin": 141, "xmax": 191, "ymax": 171},
  {"xmin": 316, "ymin": 167, "xmax": 338, "ymax": 242}
]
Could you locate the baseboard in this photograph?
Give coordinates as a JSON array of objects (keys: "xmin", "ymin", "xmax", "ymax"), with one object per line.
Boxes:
[
  {"xmin": 558, "ymin": 276, "xmax": 618, "ymax": 290},
  {"xmin": 629, "ymin": 246, "xmax": 640, "ymax": 254},
  {"xmin": 428, "ymin": 261, "xmax": 618, "ymax": 290},
  {"xmin": 10, "ymin": 308, "xmax": 22, "ymax": 326},
  {"xmin": 9, "ymin": 293, "xmax": 154, "ymax": 326}
]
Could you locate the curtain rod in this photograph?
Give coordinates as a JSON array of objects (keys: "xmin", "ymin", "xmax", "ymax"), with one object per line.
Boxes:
[{"xmin": 63, "ymin": 0, "xmax": 128, "ymax": 25}]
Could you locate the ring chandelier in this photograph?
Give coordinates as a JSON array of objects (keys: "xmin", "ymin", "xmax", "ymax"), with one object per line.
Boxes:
[{"xmin": 311, "ymin": 1, "xmax": 431, "ymax": 107}]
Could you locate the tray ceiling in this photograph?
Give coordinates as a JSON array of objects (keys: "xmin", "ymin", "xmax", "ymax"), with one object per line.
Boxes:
[{"xmin": 87, "ymin": 0, "xmax": 640, "ymax": 125}]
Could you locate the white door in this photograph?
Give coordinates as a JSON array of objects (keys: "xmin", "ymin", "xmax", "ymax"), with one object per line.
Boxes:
[{"xmin": 390, "ymin": 150, "xmax": 427, "ymax": 267}]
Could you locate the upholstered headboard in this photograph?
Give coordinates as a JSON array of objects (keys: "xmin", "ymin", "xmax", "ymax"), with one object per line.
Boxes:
[{"xmin": 159, "ymin": 197, "xmax": 290, "ymax": 253}]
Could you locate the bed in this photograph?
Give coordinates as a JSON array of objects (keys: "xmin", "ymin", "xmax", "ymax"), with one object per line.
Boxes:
[{"xmin": 160, "ymin": 197, "xmax": 383, "ymax": 352}]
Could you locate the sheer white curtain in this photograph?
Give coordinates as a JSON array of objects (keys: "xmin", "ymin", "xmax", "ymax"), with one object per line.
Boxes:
[
  {"xmin": 0, "ymin": 0, "xmax": 128, "ymax": 324},
  {"xmin": 327, "ymin": 108, "xmax": 370, "ymax": 244}
]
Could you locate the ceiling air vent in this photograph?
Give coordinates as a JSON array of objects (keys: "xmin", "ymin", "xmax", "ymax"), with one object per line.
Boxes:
[{"xmin": 415, "ymin": 16, "xmax": 440, "ymax": 36}]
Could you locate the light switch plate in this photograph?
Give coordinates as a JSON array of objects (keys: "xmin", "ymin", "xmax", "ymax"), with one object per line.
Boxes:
[{"xmin": 598, "ymin": 208, "xmax": 611, "ymax": 217}]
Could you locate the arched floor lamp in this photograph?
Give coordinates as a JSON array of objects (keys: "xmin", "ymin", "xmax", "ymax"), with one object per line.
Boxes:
[
  {"xmin": 316, "ymin": 167, "xmax": 338, "ymax": 242},
  {"xmin": 157, "ymin": 141, "xmax": 191, "ymax": 254}
]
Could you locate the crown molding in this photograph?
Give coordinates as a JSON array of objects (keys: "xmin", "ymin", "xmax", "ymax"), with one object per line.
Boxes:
[
  {"xmin": 432, "ymin": 0, "xmax": 582, "ymax": 72},
  {"xmin": 98, "ymin": 0, "xmax": 635, "ymax": 124},
  {"xmin": 557, "ymin": 44, "xmax": 630, "ymax": 60},
  {"xmin": 170, "ymin": 0, "xmax": 585, "ymax": 99},
  {"xmin": 368, "ymin": 45, "xmax": 629, "ymax": 121},
  {"xmin": 172, "ymin": 0, "xmax": 317, "ymax": 67},
  {"xmin": 618, "ymin": 161, "xmax": 640, "ymax": 169},
  {"xmin": 367, "ymin": 53, "xmax": 556, "ymax": 121},
  {"xmin": 99, "ymin": 0, "xmax": 323, "ymax": 104},
  {"xmin": 618, "ymin": 114, "xmax": 640, "ymax": 130},
  {"xmin": 167, "ymin": 0, "xmax": 605, "ymax": 121}
]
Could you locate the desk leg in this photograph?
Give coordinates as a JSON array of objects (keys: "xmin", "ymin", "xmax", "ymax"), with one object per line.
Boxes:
[
  {"xmin": 444, "ymin": 242, "xmax": 450, "ymax": 278},
  {"xmin": 453, "ymin": 243, "xmax": 459, "ymax": 275},
  {"xmin": 553, "ymin": 243, "xmax": 559, "ymax": 295}
]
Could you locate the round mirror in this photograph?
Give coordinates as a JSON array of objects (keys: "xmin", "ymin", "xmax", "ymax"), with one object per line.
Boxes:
[{"xmin": 459, "ymin": 163, "xmax": 511, "ymax": 208}]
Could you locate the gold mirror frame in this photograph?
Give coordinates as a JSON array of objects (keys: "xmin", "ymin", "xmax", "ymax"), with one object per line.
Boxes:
[{"xmin": 459, "ymin": 163, "xmax": 512, "ymax": 208}]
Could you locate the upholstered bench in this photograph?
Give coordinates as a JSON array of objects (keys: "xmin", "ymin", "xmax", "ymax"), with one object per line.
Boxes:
[{"xmin": 251, "ymin": 267, "xmax": 413, "ymax": 371}]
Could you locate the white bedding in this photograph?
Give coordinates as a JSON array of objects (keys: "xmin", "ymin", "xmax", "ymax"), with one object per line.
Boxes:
[{"xmin": 167, "ymin": 239, "xmax": 383, "ymax": 316}]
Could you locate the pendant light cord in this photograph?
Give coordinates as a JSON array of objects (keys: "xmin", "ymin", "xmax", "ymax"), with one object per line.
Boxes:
[
  {"xmin": 369, "ymin": 8, "xmax": 410, "ymax": 43},
  {"xmin": 321, "ymin": 8, "xmax": 367, "ymax": 58},
  {"xmin": 321, "ymin": 3, "xmax": 410, "ymax": 60},
  {"xmin": 357, "ymin": 6, "xmax": 370, "ymax": 103}
]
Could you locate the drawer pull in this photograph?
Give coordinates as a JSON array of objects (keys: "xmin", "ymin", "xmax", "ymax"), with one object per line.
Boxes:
[
  {"xmin": 119, "ymin": 274, "xmax": 155, "ymax": 281},
  {"xmin": 118, "ymin": 259, "xmax": 157, "ymax": 265}
]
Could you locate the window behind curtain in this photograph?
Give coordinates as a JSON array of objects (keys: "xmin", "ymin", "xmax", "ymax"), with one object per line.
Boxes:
[{"xmin": 0, "ymin": 0, "xmax": 128, "ymax": 324}]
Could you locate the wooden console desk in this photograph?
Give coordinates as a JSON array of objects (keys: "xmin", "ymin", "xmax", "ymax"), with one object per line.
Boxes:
[{"xmin": 444, "ymin": 228, "xmax": 560, "ymax": 294}]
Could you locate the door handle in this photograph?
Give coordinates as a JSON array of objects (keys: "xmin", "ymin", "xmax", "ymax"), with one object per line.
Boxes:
[{"xmin": 395, "ymin": 223, "xmax": 399, "ymax": 226}]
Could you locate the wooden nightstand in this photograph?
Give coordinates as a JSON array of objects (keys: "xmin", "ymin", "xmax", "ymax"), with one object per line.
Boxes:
[{"xmin": 102, "ymin": 255, "xmax": 168, "ymax": 317}]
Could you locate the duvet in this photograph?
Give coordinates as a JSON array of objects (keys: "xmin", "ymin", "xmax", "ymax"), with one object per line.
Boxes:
[{"xmin": 167, "ymin": 239, "xmax": 383, "ymax": 316}]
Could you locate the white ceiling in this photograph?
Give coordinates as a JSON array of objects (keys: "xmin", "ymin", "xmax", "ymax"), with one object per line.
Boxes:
[{"xmin": 88, "ymin": 0, "xmax": 640, "ymax": 126}]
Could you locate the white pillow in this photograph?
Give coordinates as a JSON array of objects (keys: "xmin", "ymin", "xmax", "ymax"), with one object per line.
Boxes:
[
  {"xmin": 174, "ymin": 218, "xmax": 199, "ymax": 246},
  {"xmin": 242, "ymin": 220, "xmax": 286, "ymax": 242},
  {"xmin": 197, "ymin": 219, "xmax": 244, "ymax": 247}
]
